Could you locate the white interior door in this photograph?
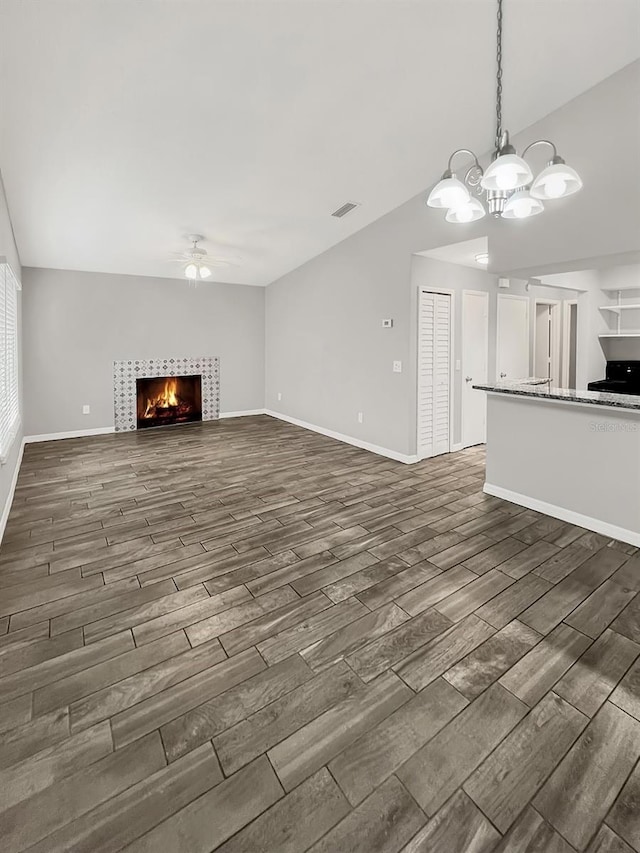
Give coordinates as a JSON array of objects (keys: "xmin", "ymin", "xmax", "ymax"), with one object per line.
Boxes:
[
  {"xmin": 535, "ymin": 300, "xmax": 561, "ymax": 386},
  {"xmin": 462, "ymin": 291, "xmax": 489, "ymax": 447},
  {"xmin": 535, "ymin": 303, "xmax": 552, "ymax": 379},
  {"xmin": 497, "ymin": 295, "xmax": 530, "ymax": 381},
  {"xmin": 418, "ymin": 290, "xmax": 451, "ymax": 460},
  {"xmin": 562, "ymin": 301, "xmax": 578, "ymax": 389}
]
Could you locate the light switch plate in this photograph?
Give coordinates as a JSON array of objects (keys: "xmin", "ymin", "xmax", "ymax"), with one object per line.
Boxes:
[
  {"xmin": 82, "ymin": 404, "xmax": 90, "ymax": 415},
  {"xmin": 382, "ymin": 319, "xmax": 393, "ymax": 328}
]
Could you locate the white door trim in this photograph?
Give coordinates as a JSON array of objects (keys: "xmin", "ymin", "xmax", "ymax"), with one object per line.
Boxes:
[
  {"xmin": 534, "ymin": 298, "xmax": 561, "ymax": 385},
  {"xmin": 417, "ymin": 286, "xmax": 455, "ymax": 460},
  {"xmin": 562, "ymin": 299, "xmax": 578, "ymax": 388},
  {"xmin": 496, "ymin": 293, "xmax": 530, "ymax": 381},
  {"xmin": 461, "ymin": 289, "xmax": 489, "ymax": 448}
]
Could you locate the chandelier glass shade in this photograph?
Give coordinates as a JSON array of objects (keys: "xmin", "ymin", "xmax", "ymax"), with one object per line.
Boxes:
[
  {"xmin": 426, "ymin": 0, "xmax": 582, "ymax": 224},
  {"xmin": 427, "ymin": 175, "xmax": 470, "ymax": 209},
  {"xmin": 480, "ymin": 152, "xmax": 533, "ymax": 192},
  {"xmin": 501, "ymin": 189, "xmax": 544, "ymax": 219},
  {"xmin": 530, "ymin": 160, "xmax": 583, "ymax": 200},
  {"xmin": 445, "ymin": 196, "xmax": 486, "ymax": 224}
]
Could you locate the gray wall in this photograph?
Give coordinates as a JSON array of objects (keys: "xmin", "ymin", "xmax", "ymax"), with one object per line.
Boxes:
[
  {"xmin": 266, "ymin": 61, "xmax": 640, "ymax": 457},
  {"xmin": 485, "ymin": 394, "xmax": 640, "ymax": 542},
  {"xmin": 22, "ymin": 268, "xmax": 265, "ymax": 436},
  {"xmin": 0, "ymin": 172, "xmax": 22, "ymax": 532},
  {"xmin": 265, "ymin": 235, "xmax": 414, "ymax": 453}
]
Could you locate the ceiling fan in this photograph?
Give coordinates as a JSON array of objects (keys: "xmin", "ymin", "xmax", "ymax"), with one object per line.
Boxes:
[{"xmin": 168, "ymin": 235, "xmax": 240, "ymax": 282}]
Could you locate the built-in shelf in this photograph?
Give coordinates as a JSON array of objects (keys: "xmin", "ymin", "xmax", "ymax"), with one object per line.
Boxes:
[
  {"xmin": 599, "ymin": 304, "xmax": 640, "ymax": 314},
  {"xmin": 600, "ymin": 287, "xmax": 640, "ymax": 335}
]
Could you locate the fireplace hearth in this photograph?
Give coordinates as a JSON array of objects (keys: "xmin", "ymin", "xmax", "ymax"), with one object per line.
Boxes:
[{"xmin": 136, "ymin": 375, "xmax": 202, "ymax": 429}]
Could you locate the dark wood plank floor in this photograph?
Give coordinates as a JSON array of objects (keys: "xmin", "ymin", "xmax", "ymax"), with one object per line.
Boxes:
[{"xmin": 1, "ymin": 414, "xmax": 639, "ymax": 853}]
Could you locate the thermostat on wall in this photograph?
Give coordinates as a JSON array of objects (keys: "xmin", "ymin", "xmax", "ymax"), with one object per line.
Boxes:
[{"xmin": 382, "ymin": 319, "xmax": 393, "ymax": 328}]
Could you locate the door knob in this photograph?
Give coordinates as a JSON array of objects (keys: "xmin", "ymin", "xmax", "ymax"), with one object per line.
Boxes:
[
  {"xmin": 500, "ymin": 372, "xmax": 507, "ymax": 378},
  {"xmin": 465, "ymin": 376, "xmax": 473, "ymax": 382}
]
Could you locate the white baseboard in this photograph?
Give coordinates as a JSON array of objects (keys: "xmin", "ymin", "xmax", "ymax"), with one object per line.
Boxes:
[
  {"xmin": 0, "ymin": 437, "xmax": 25, "ymax": 544},
  {"xmin": 264, "ymin": 409, "xmax": 419, "ymax": 464},
  {"xmin": 450, "ymin": 442, "xmax": 463, "ymax": 452},
  {"xmin": 484, "ymin": 482, "xmax": 640, "ymax": 548},
  {"xmin": 24, "ymin": 426, "xmax": 116, "ymax": 444},
  {"xmin": 219, "ymin": 409, "xmax": 266, "ymax": 419}
]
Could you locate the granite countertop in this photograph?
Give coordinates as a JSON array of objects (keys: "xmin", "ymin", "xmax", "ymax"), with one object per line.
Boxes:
[{"xmin": 473, "ymin": 381, "xmax": 640, "ymax": 411}]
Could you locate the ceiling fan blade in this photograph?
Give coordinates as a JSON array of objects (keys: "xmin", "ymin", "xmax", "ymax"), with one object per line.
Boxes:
[
  {"xmin": 210, "ymin": 256, "xmax": 243, "ymax": 267},
  {"xmin": 165, "ymin": 243, "xmax": 243, "ymax": 269}
]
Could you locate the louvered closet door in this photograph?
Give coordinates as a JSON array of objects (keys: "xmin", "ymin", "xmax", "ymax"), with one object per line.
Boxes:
[{"xmin": 418, "ymin": 291, "xmax": 451, "ymax": 459}]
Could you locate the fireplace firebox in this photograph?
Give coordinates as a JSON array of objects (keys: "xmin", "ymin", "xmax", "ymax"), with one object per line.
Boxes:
[{"xmin": 136, "ymin": 375, "xmax": 202, "ymax": 429}]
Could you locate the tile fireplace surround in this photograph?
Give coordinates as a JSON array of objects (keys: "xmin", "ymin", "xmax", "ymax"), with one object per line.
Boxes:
[{"xmin": 113, "ymin": 357, "xmax": 220, "ymax": 432}]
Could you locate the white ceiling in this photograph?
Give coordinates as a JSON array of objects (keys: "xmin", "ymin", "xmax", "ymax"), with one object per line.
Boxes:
[
  {"xmin": 1, "ymin": 1, "xmax": 639, "ymax": 286},
  {"xmin": 418, "ymin": 237, "xmax": 489, "ymax": 270}
]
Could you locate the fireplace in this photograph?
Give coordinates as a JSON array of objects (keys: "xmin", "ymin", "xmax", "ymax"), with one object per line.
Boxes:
[
  {"xmin": 113, "ymin": 357, "xmax": 219, "ymax": 432},
  {"xmin": 136, "ymin": 375, "xmax": 202, "ymax": 429}
]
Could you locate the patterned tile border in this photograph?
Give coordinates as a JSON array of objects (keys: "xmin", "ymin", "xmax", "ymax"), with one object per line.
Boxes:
[{"xmin": 113, "ymin": 357, "xmax": 220, "ymax": 432}]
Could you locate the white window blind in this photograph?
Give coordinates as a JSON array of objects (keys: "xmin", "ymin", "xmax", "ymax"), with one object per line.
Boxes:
[{"xmin": 0, "ymin": 262, "xmax": 20, "ymax": 464}]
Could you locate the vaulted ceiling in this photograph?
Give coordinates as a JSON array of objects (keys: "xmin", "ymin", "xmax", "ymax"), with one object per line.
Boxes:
[{"xmin": 1, "ymin": 0, "xmax": 638, "ymax": 285}]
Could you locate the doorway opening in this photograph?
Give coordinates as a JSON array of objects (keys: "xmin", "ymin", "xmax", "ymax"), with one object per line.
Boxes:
[
  {"xmin": 534, "ymin": 299, "xmax": 561, "ymax": 386},
  {"xmin": 462, "ymin": 290, "xmax": 489, "ymax": 448},
  {"xmin": 496, "ymin": 294, "xmax": 530, "ymax": 381},
  {"xmin": 562, "ymin": 300, "xmax": 578, "ymax": 388},
  {"xmin": 414, "ymin": 236, "xmax": 491, "ymax": 459}
]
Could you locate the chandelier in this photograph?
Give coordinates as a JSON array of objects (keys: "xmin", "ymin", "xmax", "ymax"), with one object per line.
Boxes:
[{"xmin": 427, "ymin": 0, "xmax": 582, "ymax": 223}]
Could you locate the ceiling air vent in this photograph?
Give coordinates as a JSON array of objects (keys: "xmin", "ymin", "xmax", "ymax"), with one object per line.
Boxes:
[{"xmin": 331, "ymin": 201, "xmax": 360, "ymax": 218}]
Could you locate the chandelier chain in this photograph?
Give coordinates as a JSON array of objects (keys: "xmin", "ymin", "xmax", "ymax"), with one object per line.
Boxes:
[{"xmin": 495, "ymin": 0, "xmax": 503, "ymax": 151}]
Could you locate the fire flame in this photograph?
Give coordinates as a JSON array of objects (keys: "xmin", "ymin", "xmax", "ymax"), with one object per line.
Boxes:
[{"xmin": 144, "ymin": 378, "xmax": 180, "ymax": 418}]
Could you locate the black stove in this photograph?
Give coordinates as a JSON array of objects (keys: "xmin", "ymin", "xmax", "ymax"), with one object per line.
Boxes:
[{"xmin": 587, "ymin": 360, "xmax": 640, "ymax": 396}]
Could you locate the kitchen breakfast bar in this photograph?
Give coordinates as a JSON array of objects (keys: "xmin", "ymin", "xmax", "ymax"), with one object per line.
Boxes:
[{"xmin": 473, "ymin": 383, "xmax": 640, "ymax": 548}]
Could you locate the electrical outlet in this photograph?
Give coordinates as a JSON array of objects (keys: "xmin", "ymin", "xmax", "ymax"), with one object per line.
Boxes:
[
  {"xmin": 393, "ymin": 361, "xmax": 402, "ymax": 373},
  {"xmin": 382, "ymin": 319, "xmax": 393, "ymax": 328},
  {"xmin": 357, "ymin": 412, "xmax": 363, "ymax": 423},
  {"xmin": 82, "ymin": 404, "xmax": 90, "ymax": 415},
  {"xmin": 277, "ymin": 392, "xmax": 282, "ymax": 401}
]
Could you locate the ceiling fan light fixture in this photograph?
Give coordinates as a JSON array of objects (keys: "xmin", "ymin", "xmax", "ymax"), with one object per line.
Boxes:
[{"xmin": 168, "ymin": 235, "xmax": 242, "ymax": 280}]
